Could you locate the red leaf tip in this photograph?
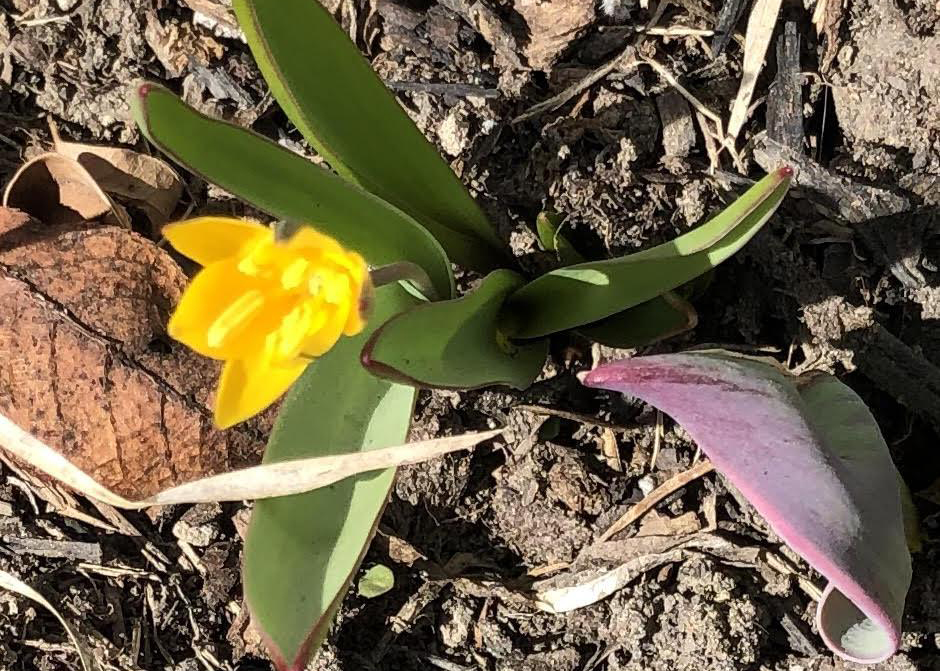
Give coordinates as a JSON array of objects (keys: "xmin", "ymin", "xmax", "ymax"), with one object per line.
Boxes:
[
  {"xmin": 778, "ymin": 165, "xmax": 795, "ymax": 178},
  {"xmin": 138, "ymin": 82, "xmax": 152, "ymax": 98}
]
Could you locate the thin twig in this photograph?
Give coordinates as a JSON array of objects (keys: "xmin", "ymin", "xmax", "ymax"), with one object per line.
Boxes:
[
  {"xmin": 641, "ymin": 57, "xmax": 722, "ymax": 127},
  {"xmin": 513, "ymin": 1, "xmax": 669, "ymax": 123},
  {"xmin": 643, "ymin": 25, "xmax": 715, "ymax": 36},
  {"xmin": 599, "ymin": 459, "xmax": 715, "ymax": 541}
]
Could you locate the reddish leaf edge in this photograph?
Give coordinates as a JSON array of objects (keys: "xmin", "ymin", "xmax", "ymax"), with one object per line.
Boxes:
[{"xmin": 580, "ymin": 354, "xmax": 911, "ymax": 664}]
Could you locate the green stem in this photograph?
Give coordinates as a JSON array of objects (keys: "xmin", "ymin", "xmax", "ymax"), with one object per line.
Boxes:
[{"xmin": 370, "ymin": 262, "xmax": 438, "ymax": 301}]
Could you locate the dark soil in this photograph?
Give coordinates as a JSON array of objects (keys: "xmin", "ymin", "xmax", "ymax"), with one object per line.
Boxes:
[{"xmin": 1, "ymin": 0, "xmax": 939, "ymax": 670}]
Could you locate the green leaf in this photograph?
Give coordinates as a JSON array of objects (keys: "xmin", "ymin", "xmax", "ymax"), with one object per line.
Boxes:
[
  {"xmin": 131, "ymin": 83, "xmax": 454, "ymax": 299},
  {"xmin": 502, "ymin": 167, "xmax": 793, "ymax": 338},
  {"xmin": 536, "ymin": 211, "xmax": 585, "ymax": 265},
  {"xmin": 357, "ymin": 565, "xmax": 395, "ymax": 598},
  {"xmin": 243, "ymin": 285, "xmax": 417, "ymax": 671},
  {"xmin": 362, "ymin": 269, "xmax": 547, "ymax": 390},
  {"xmin": 232, "ymin": 0, "xmax": 505, "ymax": 271},
  {"xmin": 577, "ymin": 292, "xmax": 697, "ymax": 348}
]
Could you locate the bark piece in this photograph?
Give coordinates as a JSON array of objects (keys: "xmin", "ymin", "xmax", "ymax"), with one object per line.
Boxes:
[
  {"xmin": 439, "ymin": 0, "xmax": 525, "ymax": 70},
  {"xmin": 712, "ymin": 0, "xmax": 749, "ymax": 56},
  {"xmin": 514, "ymin": 0, "xmax": 595, "ymax": 70},
  {"xmin": 767, "ymin": 21, "xmax": 803, "ymax": 152},
  {"xmin": 656, "ymin": 90, "xmax": 696, "ymax": 158},
  {"xmin": 754, "ymin": 137, "xmax": 910, "ymax": 223}
]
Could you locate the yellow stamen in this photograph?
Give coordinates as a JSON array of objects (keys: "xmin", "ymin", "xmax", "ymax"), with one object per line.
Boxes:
[{"xmin": 206, "ymin": 289, "xmax": 265, "ymax": 349}]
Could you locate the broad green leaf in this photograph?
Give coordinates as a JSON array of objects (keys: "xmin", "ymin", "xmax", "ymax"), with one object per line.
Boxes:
[
  {"xmin": 357, "ymin": 565, "xmax": 395, "ymax": 598},
  {"xmin": 244, "ymin": 285, "xmax": 416, "ymax": 671},
  {"xmin": 362, "ymin": 270, "xmax": 547, "ymax": 390},
  {"xmin": 502, "ymin": 167, "xmax": 793, "ymax": 338},
  {"xmin": 536, "ymin": 211, "xmax": 585, "ymax": 265},
  {"xmin": 577, "ymin": 292, "xmax": 697, "ymax": 348},
  {"xmin": 232, "ymin": 0, "xmax": 505, "ymax": 271},
  {"xmin": 131, "ymin": 83, "xmax": 454, "ymax": 298}
]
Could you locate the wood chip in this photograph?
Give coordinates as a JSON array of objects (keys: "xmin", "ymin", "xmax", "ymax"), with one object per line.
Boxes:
[
  {"xmin": 2, "ymin": 536, "xmax": 102, "ymax": 562},
  {"xmin": 656, "ymin": 90, "xmax": 696, "ymax": 158},
  {"xmin": 438, "ymin": 0, "xmax": 524, "ymax": 71},
  {"xmin": 513, "ymin": 0, "xmax": 668, "ymax": 122},
  {"xmin": 599, "ymin": 427, "xmax": 622, "ymax": 472},
  {"xmin": 766, "ymin": 21, "xmax": 803, "ymax": 152},
  {"xmin": 711, "ymin": 0, "xmax": 749, "ymax": 56},
  {"xmin": 514, "ymin": 0, "xmax": 595, "ymax": 70},
  {"xmin": 753, "ymin": 137, "xmax": 910, "ymax": 223}
]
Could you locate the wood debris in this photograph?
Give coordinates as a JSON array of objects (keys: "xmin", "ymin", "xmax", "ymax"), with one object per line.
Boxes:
[
  {"xmin": 598, "ymin": 459, "xmax": 715, "ymax": 542},
  {"xmin": 656, "ymin": 90, "xmax": 696, "ymax": 159},
  {"xmin": 766, "ymin": 21, "xmax": 804, "ymax": 152}
]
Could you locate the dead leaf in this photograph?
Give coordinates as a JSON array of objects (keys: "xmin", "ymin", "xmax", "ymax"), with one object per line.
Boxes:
[
  {"xmin": 0, "ymin": 208, "xmax": 263, "ymax": 499},
  {"xmin": 534, "ymin": 535, "xmax": 760, "ymax": 613},
  {"xmin": 0, "ymin": 413, "xmax": 500, "ymax": 508},
  {"xmin": 53, "ymin": 127, "xmax": 184, "ymax": 230},
  {"xmin": 515, "ymin": 0, "xmax": 595, "ymax": 70},
  {"xmin": 726, "ymin": 0, "xmax": 784, "ymax": 145},
  {"xmin": 3, "ymin": 153, "xmax": 129, "ymax": 228},
  {"xmin": 0, "ymin": 213, "xmax": 181, "ymax": 352}
]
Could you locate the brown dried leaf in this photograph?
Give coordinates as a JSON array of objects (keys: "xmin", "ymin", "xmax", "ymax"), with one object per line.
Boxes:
[
  {"xmin": 515, "ymin": 0, "xmax": 595, "ymax": 70},
  {"xmin": 3, "ymin": 153, "xmax": 129, "ymax": 228},
  {"xmin": 53, "ymin": 132, "xmax": 184, "ymax": 230},
  {"xmin": 0, "ymin": 209, "xmax": 263, "ymax": 499},
  {"xmin": 726, "ymin": 0, "xmax": 784, "ymax": 143}
]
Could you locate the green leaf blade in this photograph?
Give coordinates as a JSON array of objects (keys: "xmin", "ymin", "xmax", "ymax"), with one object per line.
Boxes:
[
  {"xmin": 362, "ymin": 269, "xmax": 547, "ymax": 390},
  {"xmin": 243, "ymin": 286, "xmax": 417, "ymax": 671},
  {"xmin": 577, "ymin": 292, "xmax": 697, "ymax": 349},
  {"xmin": 131, "ymin": 83, "xmax": 454, "ymax": 298},
  {"xmin": 503, "ymin": 167, "xmax": 793, "ymax": 338},
  {"xmin": 536, "ymin": 211, "xmax": 586, "ymax": 265},
  {"xmin": 233, "ymin": 0, "xmax": 505, "ymax": 270}
]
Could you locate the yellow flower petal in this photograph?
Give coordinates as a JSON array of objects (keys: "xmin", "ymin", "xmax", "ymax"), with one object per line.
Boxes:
[
  {"xmin": 286, "ymin": 227, "xmax": 343, "ymax": 256},
  {"xmin": 301, "ymin": 302, "xmax": 348, "ymax": 357},
  {"xmin": 214, "ymin": 355, "xmax": 308, "ymax": 429},
  {"xmin": 163, "ymin": 217, "xmax": 271, "ymax": 267},
  {"xmin": 168, "ymin": 260, "xmax": 278, "ymax": 360}
]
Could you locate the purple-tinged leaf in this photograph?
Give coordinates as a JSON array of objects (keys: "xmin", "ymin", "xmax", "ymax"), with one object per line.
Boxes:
[{"xmin": 581, "ymin": 351, "xmax": 912, "ymax": 664}]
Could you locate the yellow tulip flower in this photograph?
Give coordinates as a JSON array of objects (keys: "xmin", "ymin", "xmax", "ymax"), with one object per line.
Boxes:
[{"xmin": 164, "ymin": 217, "xmax": 371, "ymax": 428}]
